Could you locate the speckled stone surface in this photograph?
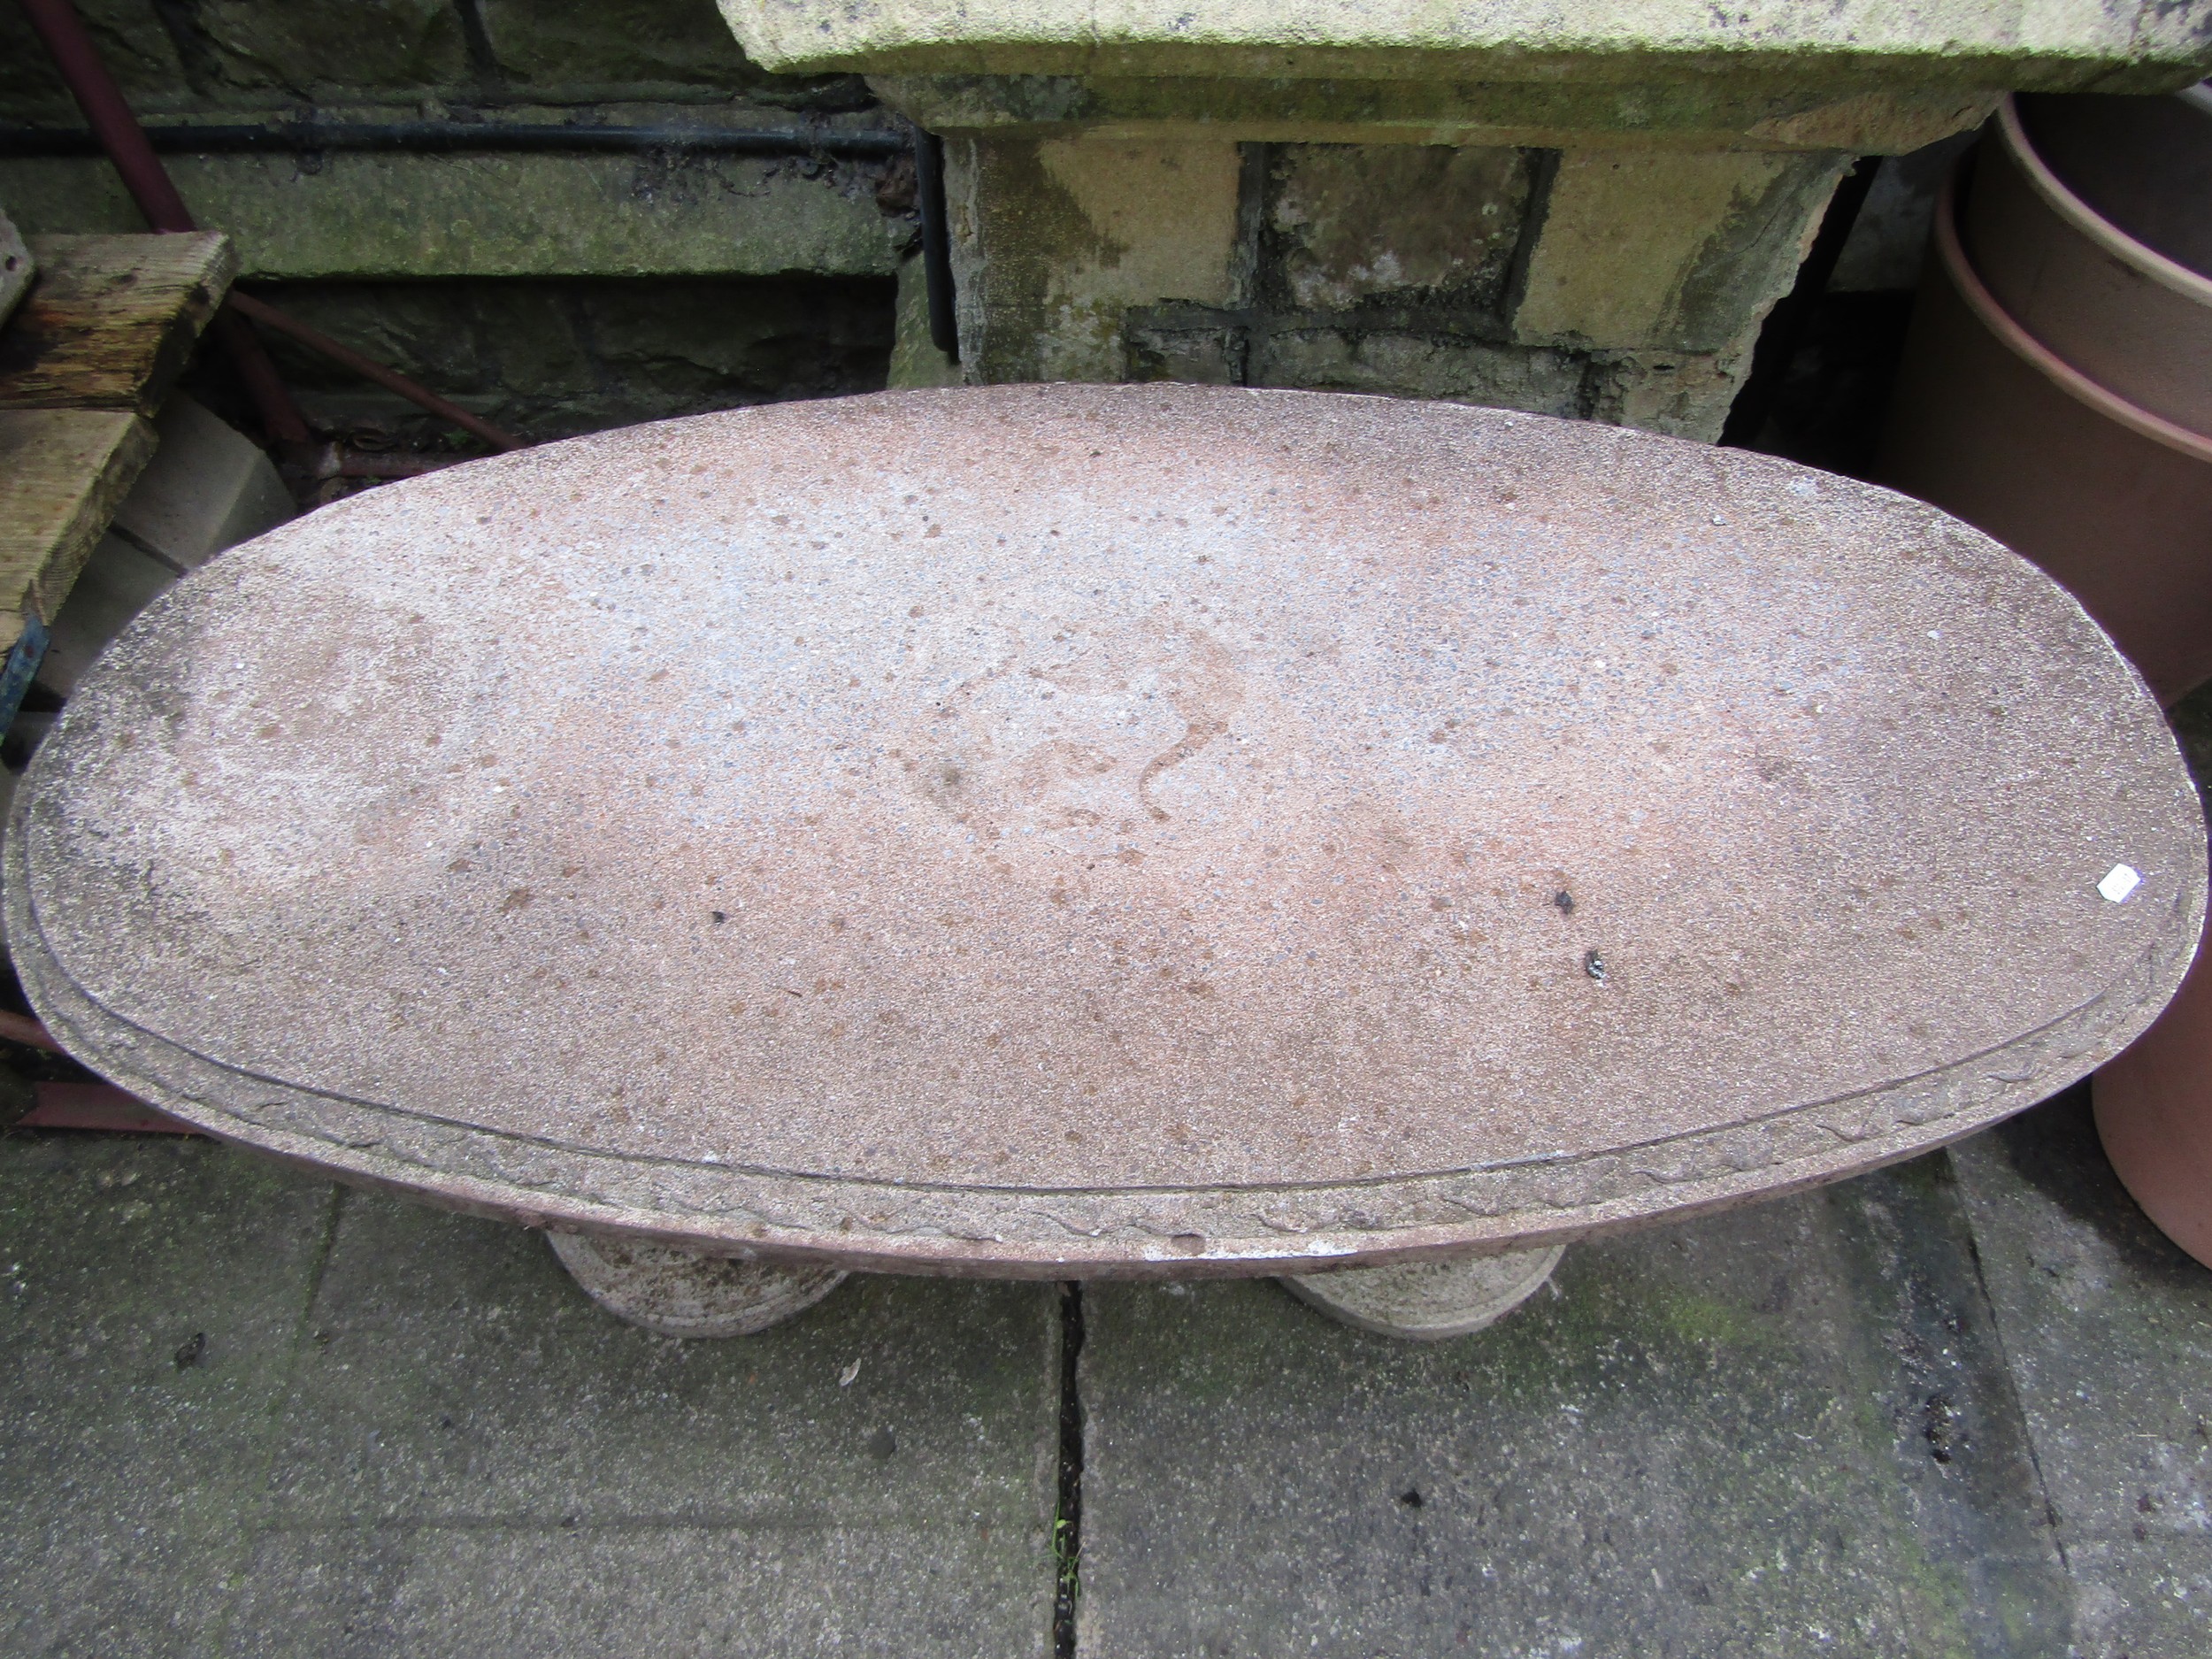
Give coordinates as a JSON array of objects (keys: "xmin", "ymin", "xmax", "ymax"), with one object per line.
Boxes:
[
  {"xmin": 7, "ymin": 384, "xmax": 2202, "ymax": 1275},
  {"xmin": 714, "ymin": 0, "xmax": 2212, "ymax": 89}
]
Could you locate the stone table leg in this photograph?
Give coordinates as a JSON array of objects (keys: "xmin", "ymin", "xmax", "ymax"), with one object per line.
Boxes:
[
  {"xmin": 548, "ymin": 1231, "xmax": 847, "ymax": 1337},
  {"xmin": 1279, "ymin": 1244, "xmax": 1566, "ymax": 1340}
]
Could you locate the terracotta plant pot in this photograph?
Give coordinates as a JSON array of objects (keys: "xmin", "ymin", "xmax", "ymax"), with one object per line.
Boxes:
[
  {"xmin": 1878, "ymin": 89, "xmax": 2212, "ymax": 1264},
  {"xmin": 1876, "ymin": 94, "xmax": 2212, "ymax": 708},
  {"xmin": 2062, "ymin": 86, "xmax": 2212, "ymax": 1270},
  {"xmin": 2097, "ymin": 950, "xmax": 2212, "ymax": 1269},
  {"xmin": 1967, "ymin": 96, "xmax": 2212, "ymax": 436}
]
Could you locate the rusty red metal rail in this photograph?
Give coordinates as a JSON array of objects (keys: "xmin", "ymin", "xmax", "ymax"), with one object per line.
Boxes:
[
  {"xmin": 0, "ymin": 1010, "xmax": 64, "ymax": 1054},
  {"xmin": 227, "ymin": 293, "xmax": 522, "ymax": 453},
  {"xmin": 19, "ymin": 1082, "xmax": 202, "ymax": 1134},
  {"xmin": 0, "ymin": 1013, "xmax": 204, "ymax": 1133}
]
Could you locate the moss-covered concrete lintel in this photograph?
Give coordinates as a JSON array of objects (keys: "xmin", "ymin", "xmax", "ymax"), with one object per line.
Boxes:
[
  {"xmin": 875, "ymin": 72, "xmax": 2008, "ymax": 153},
  {"xmin": 0, "ymin": 149, "xmax": 907, "ymax": 280},
  {"xmin": 0, "ymin": 0, "xmax": 868, "ymax": 126},
  {"xmin": 721, "ymin": 0, "xmax": 2212, "ymax": 90}
]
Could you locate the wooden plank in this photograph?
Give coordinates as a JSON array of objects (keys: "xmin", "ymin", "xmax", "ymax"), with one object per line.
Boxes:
[
  {"xmin": 0, "ymin": 232, "xmax": 234, "ymax": 415},
  {"xmin": 0, "ymin": 407, "xmax": 157, "ymax": 635}
]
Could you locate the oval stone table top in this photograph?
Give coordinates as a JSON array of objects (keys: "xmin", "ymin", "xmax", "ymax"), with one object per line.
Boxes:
[{"xmin": 8, "ymin": 384, "xmax": 2204, "ymax": 1277}]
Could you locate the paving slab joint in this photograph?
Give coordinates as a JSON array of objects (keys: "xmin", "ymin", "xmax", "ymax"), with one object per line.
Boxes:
[{"xmin": 1053, "ymin": 1281, "xmax": 1086, "ymax": 1658}]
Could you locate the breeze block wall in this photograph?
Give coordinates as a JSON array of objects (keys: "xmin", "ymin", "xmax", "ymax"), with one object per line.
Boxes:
[{"xmin": 944, "ymin": 132, "xmax": 1845, "ymax": 441}]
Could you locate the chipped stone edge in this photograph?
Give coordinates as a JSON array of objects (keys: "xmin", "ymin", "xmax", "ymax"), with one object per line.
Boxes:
[{"xmin": 11, "ymin": 814, "xmax": 2200, "ymax": 1279}]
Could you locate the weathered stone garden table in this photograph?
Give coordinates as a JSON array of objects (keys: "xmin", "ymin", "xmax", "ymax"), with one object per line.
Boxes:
[{"xmin": 8, "ymin": 386, "xmax": 2202, "ymax": 1339}]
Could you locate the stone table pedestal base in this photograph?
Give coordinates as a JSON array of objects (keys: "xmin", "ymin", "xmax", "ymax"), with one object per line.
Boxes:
[
  {"xmin": 1279, "ymin": 1245, "xmax": 1567, "ymax": 1340},
  {"xmin": 549, "ymin": 1225, "xmax": 1563, "ymax": 1342},
  {"xmin": 549, "ymin": 1231, "xmax": 847, "ymax": 1337}
]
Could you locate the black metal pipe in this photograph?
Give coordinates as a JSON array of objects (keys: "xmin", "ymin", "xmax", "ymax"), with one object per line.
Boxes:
[
  {"xmin": 911, "ymin": 125, "xmax": 959, "ymax": 361},
  {"xmin": 0, "ymin": 121, "xmax": 910, "ymax": 159},
  {"xmin": 4, "ymin": 104, "xmax": 949, "ymax": 374}
]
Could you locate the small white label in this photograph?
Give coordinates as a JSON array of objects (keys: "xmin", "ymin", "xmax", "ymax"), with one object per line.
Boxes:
[{"xmin": 2098, "ymin": 864, "xmax": 2141, "ymax": 903}]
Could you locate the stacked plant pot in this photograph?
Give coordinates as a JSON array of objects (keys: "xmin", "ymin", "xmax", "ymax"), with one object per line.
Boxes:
[
  {"xmin": 1880, "ymin": 91, "xmax": 2212, "ymax": 705},
  {"xmin": 1879, "ymin": 89, "xmax": 2212, "ymax": 1264}
]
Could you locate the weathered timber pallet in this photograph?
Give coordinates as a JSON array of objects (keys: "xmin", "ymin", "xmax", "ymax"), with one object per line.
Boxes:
[
  {"xmin": 0, "ymin": 232, "xmax": 234, "ymax": 415},
  {"xmin": 0, "ymin": 230, "xmax": 237, "ymax": 719},
  {"xmin": 0, "ymin": 407, "xmax": 157, "ymax": 715}
]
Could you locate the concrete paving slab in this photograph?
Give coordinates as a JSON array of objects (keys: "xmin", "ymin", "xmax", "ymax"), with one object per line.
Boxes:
[
  {"xmin": 224, "ymin": 1189, "xmax": 1059, "ymax": 1657},
  {"xmin": 227, "ymin": 1522, "xmax": 1043, "ymax": 1658},
  {"xmin": 0, "ymin": 1133, "xmax": 336, "ymax": 1658},
  {"xmin": 1076, "ymin": 1156, "xmax": 2072, "ymax": 1659},
  {"xmin": 1950, "ymin": 1087, "xmax": 2212, "ymax": 1659},
  {"xmin": 9, "ymin": 1088, "xmax": 2201, "ymax": 1656}
]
